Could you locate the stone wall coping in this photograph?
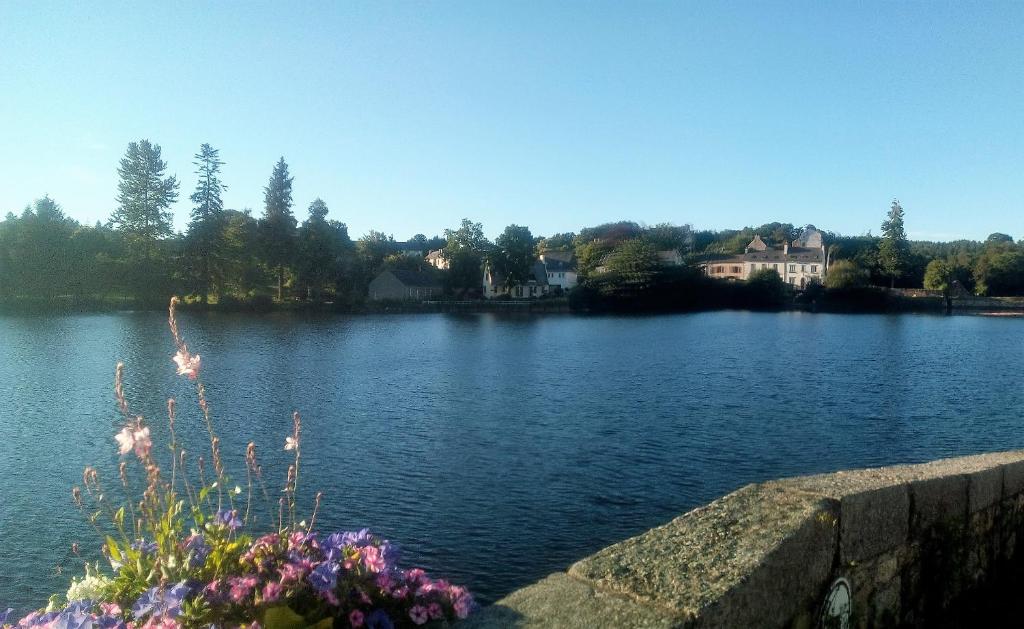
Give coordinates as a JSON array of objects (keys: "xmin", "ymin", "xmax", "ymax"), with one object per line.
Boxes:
[{"xmin": 467, "ymin": 449, "xmax": 1024, "ymax": 628}]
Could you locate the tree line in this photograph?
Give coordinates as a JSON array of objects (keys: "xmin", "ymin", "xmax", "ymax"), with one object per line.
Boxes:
[{"xmin": 2, "ymin": 140, "xmax": 1024, "ymax": 310}]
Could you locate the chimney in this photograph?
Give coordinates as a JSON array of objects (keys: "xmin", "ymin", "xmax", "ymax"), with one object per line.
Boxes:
[{"xmin": 783, "ymin": 241, "xmax": 789, "ymax": 254}]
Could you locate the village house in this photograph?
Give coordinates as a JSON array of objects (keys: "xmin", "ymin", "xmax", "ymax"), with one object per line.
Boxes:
[
  {"xmin": 368, "ymin": 269, "xmax": 442, "ymax": 301},
  {"xmin": 425, "ymin": 249, "xmax": 449, "ymax": 270},
  {"xmin": 483, "ymin": 261, "xmax": 550, "ymax": 299},
  {"xmin": 701, "ymin": 226, "xmax": 828, "ymax": 288},
  {"xmin": 538, "ymin": 251, "xmax": 578, "ymax": 292}
]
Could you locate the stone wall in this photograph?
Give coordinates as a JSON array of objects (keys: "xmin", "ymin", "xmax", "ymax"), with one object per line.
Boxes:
[{"xmin": 465, "ymin": 451, "xmax": 1024, "ymax": 628}]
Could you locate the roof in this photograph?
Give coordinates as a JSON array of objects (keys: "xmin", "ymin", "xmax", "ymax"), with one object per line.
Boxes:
[
  {"xmin": 386, "ymin": 269, "xmax": 441, "ymax": 287},
  {"xmin": 743, "ymin": 246, "xmax": 824, "ymax": 263},
  {"xmin": 543, "ymin": 257, "xmax": 575, "ymax": 272},
  {"xmin": 532, "ymin": 261, "xmax": 549, "ymax": 285},
  {"xmin": 425, "ymin": 249, "xmax": 443, "ymax": 261},
  {"xmin": 485, "ymin": 261, "xmax": 549, "ymax": 287},
  {"xmin": 540, "ymin": 250, "xmax": 575, "ymax": 264},
  {"xmin": 746, "ymin": 234, "xmax": 768, "ymax": 251}
]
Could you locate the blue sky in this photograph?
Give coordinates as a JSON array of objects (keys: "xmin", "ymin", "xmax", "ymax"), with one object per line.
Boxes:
[{"xmin": 1, "ymin": 1, "xmax": 1021, "ymax": 242}]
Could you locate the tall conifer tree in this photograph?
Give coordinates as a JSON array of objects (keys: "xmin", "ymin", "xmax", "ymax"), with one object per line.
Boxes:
[
  {"xmin": 186, "ymin": 144, "xmax": 227, "ymax": 302},
  {"xmin": 879, "ymin": 199, "xmax": 909, "ymax": 288},
  {"xmin": 111, "ymin": 140, "xmax": 178, "ymax": 252},
  {"xmin": 258, "ymin": 157, "xmax": 297, "ymax": 300}
]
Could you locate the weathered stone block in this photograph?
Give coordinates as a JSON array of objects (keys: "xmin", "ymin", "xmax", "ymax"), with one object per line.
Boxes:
[
  {"xmin": 840, "ymin": 484, "xmax": 910, "ymax": 563},
  {"xmin": 569, "ymin": 484, "xmax": 838, "ymax": 628},
  {"xmin": 968, "ymin": 466, "xmax": 1003, "ymax": 513},
  {"xmin": 1001, "ymin": 459, "xmax": 1024, "ymax": 498},
  {"xmin": 909, "ymin": 474, "xmax": 968, "ymax": 535}
]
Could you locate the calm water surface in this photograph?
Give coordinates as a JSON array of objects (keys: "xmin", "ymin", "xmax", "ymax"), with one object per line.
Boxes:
[{"xmin": 2, "ymin": 311, "xmax": 1024, "ymax": 612}]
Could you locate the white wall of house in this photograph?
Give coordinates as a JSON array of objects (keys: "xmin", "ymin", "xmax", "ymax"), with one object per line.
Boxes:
[
  {"xmin": 744, "ymin": 260, "xmax": 823, "ymax": 286},
  {"xmin": 546, "ymin": 270, "xmax": 578, "ymax": 290}
]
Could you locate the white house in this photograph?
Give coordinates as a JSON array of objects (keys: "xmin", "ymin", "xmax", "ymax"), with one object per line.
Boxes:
[
  {"xmin": 539, "ymin": 251, "xmax": 578, "ymax": 292},
  {"xmin": 483, "ymin": 261, "xmax": 550, "ymax": 299},
  {"xmin": 425, "ymin": 249, "xmax": 449, "ymax": 270}
]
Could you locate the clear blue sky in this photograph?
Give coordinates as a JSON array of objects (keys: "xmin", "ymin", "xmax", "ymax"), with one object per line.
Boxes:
[{"xmin": 1, "ymin": 1, "xmax": 1021, "ymax": 242}]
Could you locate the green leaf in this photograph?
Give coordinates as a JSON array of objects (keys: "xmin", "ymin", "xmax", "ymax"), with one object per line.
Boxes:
[
  {"xmin": 262, "ymin": 606, "xmax": 306, "ymax": 629},
  {"xmin": 106, "ymin": 536, "xmax": 122, "ymax": 562}
]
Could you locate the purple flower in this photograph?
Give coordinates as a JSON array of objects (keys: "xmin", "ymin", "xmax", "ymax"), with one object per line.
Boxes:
[
  {"xmin": 340, "ymin": 529, "xmax": 373, "ymax": 547},
  {"xmin": 1, "ymin": 609, "xmax": 12, "ymax": 625},
  {"xmin": 130, "ymin": 539, "xmax": 158, "ymax": 555},
  {"xmin": 365, "ymin": 610, "xmax": 393, "ymax": 629},
  {"xmin": 215, "ymin": 509, "xmax": 242, "ymax": 531},
  {"xmin": 184, "ymin": 534, "xmax": 210, "ymax": 567},
  {"xmin": 307, "ymin": 562, "xmax": 338, "ymax": 594},
  {"xmin": 131, "ymin": 581, "xmax": 191, "ymax": 619}
]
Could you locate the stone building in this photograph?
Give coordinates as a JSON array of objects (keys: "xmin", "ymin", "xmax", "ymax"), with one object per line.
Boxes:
[{"xmin": 702, "ymin": 226, "xmax": 828, "ymax": 288}]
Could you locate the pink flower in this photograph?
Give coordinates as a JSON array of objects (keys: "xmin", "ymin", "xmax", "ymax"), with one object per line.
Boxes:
[
  {"xmin": 262, "ymin": 581, "xmax": 282, "ymax": 603},
  {"xmin": 100, "ymin": 602, "xmax": 122, "ymax": 617},
  {"xmin": 408, "ymin": 606, "xmax": 429, "ymax": 625},
  {"xmin": 115, "ymin": 427, "xmax": 135, "ymax": 455},
  {"xmin": 348, "ymin": 610, "xmax": 364, "ymax": 628},
  {"xmin": 132, "ymin": 427, "xmax": 152, "ymax": 458},
  {"xmin": 361, "ymin": 546, "xmax": 385, "ymax": 573},
  {"xmin": 115, "ymin": 426, "xmax": 152, "ymax": 458},
  {"xmin": 427, "ymin": 603, "xmax": 443, "ymax": 620},
  {"xmin": 453, "ymin": 597, "xmax": 471, "ymax": 619},
  {"xmin": 375, "ymin": 573, "xmax": 393, "ymax": 590},
  {"xmin": 405, "ymin": 568, "xmax": 426, "ymax": 584},
  {"xmin": 228, "ymin": 575, "xmax": 259, "ymax": 603},
  {"xmin": 278, "ymin": 562, "xmax": 306, "ymax": 584},
  {"xmin": 391, "ymin": 585, "xmax": 409, "ymax": 599},
  {"xmin": 172, "ymin": 349, "xmax": 201, "ymax": 380}
]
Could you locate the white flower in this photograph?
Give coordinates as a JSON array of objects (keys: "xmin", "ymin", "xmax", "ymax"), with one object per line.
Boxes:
[
  {"xmin": 66, "ymin": 572, "xmax": 112, "ymax": 602},
  {"xmin": 284, "ymin": 436, "xmax": 298, "ymax": 451},
  {"xmin": 114, "ymin": 426, "xmax": 134, "ymax": 455},
  {"xmin": 172, "ymin": 349, "xmax": 201, "ymax": 380}
]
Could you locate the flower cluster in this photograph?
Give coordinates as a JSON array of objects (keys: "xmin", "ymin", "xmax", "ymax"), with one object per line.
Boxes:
[{"xmin": 2, "ymin": 297, "xmax": 473, "ymax": 628}]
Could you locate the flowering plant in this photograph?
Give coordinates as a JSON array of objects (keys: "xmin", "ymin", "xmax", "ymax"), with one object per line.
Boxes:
[{"xmin": 1, "ymin": 297, "xmax": 473, "ymax": 629}]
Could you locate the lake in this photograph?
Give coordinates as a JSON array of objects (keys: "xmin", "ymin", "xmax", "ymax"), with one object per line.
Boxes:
[{"xmin": 2, "ymin": 310, "xmax": 1024, "ymax": 613}]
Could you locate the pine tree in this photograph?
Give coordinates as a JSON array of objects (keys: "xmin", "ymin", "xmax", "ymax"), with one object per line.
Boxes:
[
  {"xmin": 879, "ymin": 199, "xmax": 909, "ymax": 288},
  {"xmin": 185, "ymin": 144, "xmax": 227, "ymax": 302},
  {"xmin": 258, "ymin": 157, "xmax": 297, "ymax": 300},
  {"xmin": 110, "ymin": 140, "xmax": 179, "ymax": 251}
]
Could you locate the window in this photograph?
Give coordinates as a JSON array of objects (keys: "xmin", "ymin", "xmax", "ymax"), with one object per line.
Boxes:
[
  {"xmin": 811, "ymin": 265, "xmax": 818, "ymax": 273},
  {"xmin": 789, "ymin": 264, "xmax": 796, "ymax": 272},
  {"xmin": 731, "ymin": 266, "xmax": 741, "ymax": 273},
  {"xmin": 801, "ymin": 264, "xmax": 806, "ymax": 272}
]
